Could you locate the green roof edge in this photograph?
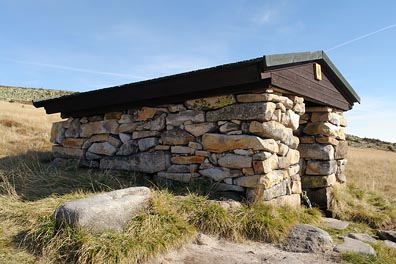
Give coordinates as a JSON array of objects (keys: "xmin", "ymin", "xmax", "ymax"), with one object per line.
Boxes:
[{"xmin": 263, "ymin": 51, "xmax": 361, "ymax": 103}]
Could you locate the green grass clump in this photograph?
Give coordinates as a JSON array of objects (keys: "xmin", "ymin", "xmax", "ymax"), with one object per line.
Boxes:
[{"xmin": 331, "ymin": 185, "xmax": 396, "ymax": 229}]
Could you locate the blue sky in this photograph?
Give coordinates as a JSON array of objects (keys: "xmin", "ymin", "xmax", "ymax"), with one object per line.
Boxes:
[{"xmin": 1, "ymin": 1, "xmax": 396, "ymax": 142}]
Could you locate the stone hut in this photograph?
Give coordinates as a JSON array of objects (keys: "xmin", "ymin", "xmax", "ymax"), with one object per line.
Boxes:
[{"xmin": 34, "ymin": 51, "xmax": 360, "ymax": 209}]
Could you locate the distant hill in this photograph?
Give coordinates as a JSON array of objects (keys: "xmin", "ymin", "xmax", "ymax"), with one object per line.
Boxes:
[
  {"xmin": 346, "ymin": 134, "xmax": 396, "ymax": 152},
  {"xmin": 0, "ymin": 85, "xmax": 75, "ymax": 103}
]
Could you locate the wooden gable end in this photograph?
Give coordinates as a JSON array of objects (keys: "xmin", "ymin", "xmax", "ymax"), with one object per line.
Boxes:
[{"xmin": 265, "ymin": 63, "xmax": 352, "ymax": 110}]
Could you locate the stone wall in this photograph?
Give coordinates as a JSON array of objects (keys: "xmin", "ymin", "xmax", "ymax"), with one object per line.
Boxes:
[
  {"xmin": 297, "ymin": 107, "xmax": 348, "ymax": 208},
  {"xmin": 50, "ymin": 89, "xmax": 305, "ymax": 204}
]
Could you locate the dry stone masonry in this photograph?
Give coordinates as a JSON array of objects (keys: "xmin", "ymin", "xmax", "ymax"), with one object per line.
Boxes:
[
  {"xmin": 51, "ymin": 89, "xmax": 308, "ymax": 204},
  {"xmin": 297, "ymin": 107, "xmax": 348, "ymax": 208}
]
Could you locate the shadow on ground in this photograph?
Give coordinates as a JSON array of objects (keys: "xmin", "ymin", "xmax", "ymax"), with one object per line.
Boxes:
[{"xmin": 0, "ymin": 150, "xmax": 227, "ymax": 201}]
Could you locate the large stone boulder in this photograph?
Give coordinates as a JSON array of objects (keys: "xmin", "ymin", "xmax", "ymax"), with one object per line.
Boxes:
[
  {"xmin": 54, "ymin": 187, "xmax": 151, "ymax": 233},
  {"xmin": 334, "ymin": 237, "xmax": 376, "ymax": 256},
  {"xmin": 283, "ymin": 224, "xmax": 333, "ymax": 253}
]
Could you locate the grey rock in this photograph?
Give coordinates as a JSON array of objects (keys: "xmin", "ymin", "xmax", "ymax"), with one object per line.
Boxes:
[
  {"xmin": 377, "ymin": 230, "xmax": 396, "ymax": 242},
  {"xmin": 199, "ymin": 167, "xmax": 231, "ymax": 181},
  {"xmin": 184, "ymin": 122, "xmax": 217, "ymax": 137},
  {"xmin": 348, "ymin": 233, "xmax": 376, "ymax": 243},
  {"xmin": 334, "ymin": 237, "xmax": 376, "ymax": 256},
  {"xmin": 54, "ymin": 187, "xmax": 151, "ymax": 233},
  {"xmin": 65, "ymin": 118, "xmax": 81, "ymax": 138},
  {"xmin": 384, "ymin": 240, "xmax": 396, "ymax": 249},
  {"xmin": 219, "ymin": 122, "xmax": 239, "ymax": 133},
  {"xmin": 166, "ymin": 110, "xmax": 205, "ymax": 126},
  {"xmin": 218, "ymin": 154, "xmax": 252, "ymax": 169},
  {"xmin": 138, "ymin": 137, "xmax": 159, "ymax": 151},
  {"xmin": 306, "ymin": 160, "xmax": 337, "ymax": 175},
  {"xmin": 119, "ymin": 133, "xmax": 132, "ymax": 143},
  {"xmin": 283, "ymin": 224, "xmax": 333, "ymax": 253},
  {"xmin": 132, "ymin": 130, "xmax": 160, "ymax": 139},
  {"xmin": 100, "ymin": 151, "xmax": 171, "ymax": 173},
  {"xmin": 262, "ymin": 178, "xmax": 290, "ymax": 201},
  {"xmin": 161, "ymin": 128, "xmax": 194, "ymax": 145},
  {"xmin": 140, "ymin": 113, "xmax": 166, "ymax": 131},
  {"xmin": 157, "ymin": 172, "xmax": 196, "ymax": 183},
  {"xmin": 298, "ymin": 144, "xmax": 334, "ymax": 160},
  {"xmin": 88, "ymin": 142, "xmax": 117, "ymax": 156},
  {"xmin": 85, "ymin": 151, "xmax": 102, "ymax": 160},
  {"xmin": 322, "ymin": 217, "xmax": 349, "ymax": 230},
  {"xmin": 116, "ymin": 140, "xmax": 139, "ymax": 156},
  {"xmin": 167, "ymin": 164, "xmax": 198, "ymax": 173},
  {"xmin": 215, "ymin": 183, "xmax": 244, "ymax": 192},
  {"xmin": 206, "ymin": 102, "xmax": 275, "ymax": 122}
]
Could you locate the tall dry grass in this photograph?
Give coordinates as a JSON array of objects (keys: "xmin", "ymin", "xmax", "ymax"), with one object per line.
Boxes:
[
  {"xmin": 0, "ymin": 101, "xmax": 62, "ymax": 156},
  {"xmin": 346, "ymin": 147, "xmax": 396, "ymax": 197}
]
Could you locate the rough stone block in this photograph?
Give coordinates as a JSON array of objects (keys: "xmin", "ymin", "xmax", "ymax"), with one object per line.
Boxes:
[
  {"xmin": 51, "ymin": 121, "xmax": 65, "ymax": 144},
  {"xmin": 61, "ymin": 138, "xmax": 86, "ymax": 148},
  {"xmin": 291, "ymin": 180, "xmax": 302, "ymax": 194},
  {"xmin": 206, "ymin": 102, "xmax": 276, "ymax": 122},
  {"xmin": 88, "ymin": 142, "xmax": 117, "ymax": 156},
  {"xmin": 116, "ymin": 141, "xmax": 139, "ymax": 156},
  {"xmin": 100, "ymin": 151, "xmax": 171, "ymax": 173},
  {"xmin": 252, "ymin": 155, "xmax": 278, "ymax": 174},
  {"xmin": 157, "ymin": 172, "xmax": 196, "ymax": 183},
  {"xmin": 132, "ymin": 131, "xmax": 160, "ymax": 139},
  {"xmin": 89, "ymin": 134, "xmax": 122, "ymax": 147},
  {"xmin": 54, "ymin": 187, "xmax": 150, "ymax": 233},
  {"xmin": 215, "ymin": 183, "xmax": 245, "ymax": 192},
  {"xmin": 119, "ymin": 133, "xmax": 132, "ymax": 143},
  {"xmin": 302, "ymin": 174, "xmax": 336, "ymax": 188},
  {"xmin": 335, "ymin": 140, "xmax": 348, "ymax": 159},
  {"xmin": 315, "ymin": 136, "xmax": 339, "ymax": 145},
  {"xmin": 249, "ymin": 121, "xmax": 294, "ymax": 147},
  {"xmin": 171, "ymin": 156, "xmax": 205, "ymax": 164},
  {"xmin": 166, "ymin": 110, "xmax": 205, "ymax": 126},
  {"xmin": 167, "ymin": 104, "xmax": 186, "ymax": 113},
  {"xmin": 199, "ymin": 167, "xmax": 231, "ymax": 181},
  {"xmin": 262, "ymin": 178, "xmax": 291, "ymax": 201},
  {"xmin": 161, "ymin": 128, "xmax": 194, "ymax": 145},
  {"xmin": 303, "ymin": 122, "xmax": 341, "ymax": 138},
  {"xmin": 218, "ymin": 154, "xmax": 252, "ymax": 168},
  {"xmin": 306, "ymin": 160, "xmax": 337, "ymax": 175},
  {"xmin": 170, "ymin": 146, "xmax": 195, "ymax": 155},
  {"xmin": 185, "ymin": 95, "xmax": 236, "ymax": 110},
  {"xmin": 167, "ymin": 164, "xmax": 198, "ymax": 173},
  {"xmin": 104, "ymin": 112, "xmax": 123, "ymax": 120},
  {"xmin": 53, "ymin": 145, "xmax": 83, "ymax": 159},
  {"xmin": 298, "ymin": 144, "xmax": 334, "ymax": 160},
  {"xmin": 202, "ymin": 133, "xmax": 279, "ymax": 153},
  {"xmin": 65, "ymin": 118, "xmax": 81, "ymax": 138},
  {"xmin": 184, "ymin": 122, "xmax": 217, "ymax": 137},
  {"xmin": 81, "ymin": 120, "xmax": 119, "ymax": 137},
  {"xmin": 119, "ymin": 122, "xmax": 140, "ymax": 133},
  {"xmin": 138, "ymin": 137, "xmax": 159, "ymax": 151},
  {"xmin": 136, "ymin": 107, "xmax": 159, "ymax": 121},
  {"xmin": 300, "ymin": 136, "xmax": 315, "ymax": 144},
  {"xmin": 219, "ymin": 122, "xmax": 239, "ymax": 133}
]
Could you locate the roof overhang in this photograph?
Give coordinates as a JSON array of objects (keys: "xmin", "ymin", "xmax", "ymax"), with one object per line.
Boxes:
[{"xmin": 33, "ymin": 51, "xmax": 360, "ymax": 118}]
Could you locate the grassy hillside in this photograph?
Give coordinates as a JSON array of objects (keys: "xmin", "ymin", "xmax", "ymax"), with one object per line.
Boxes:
[
  {"xmin": 0, "ymin": 85, "xmax": 74, "ymax": 103},
  {"xmin": 346, "ymin": 134, "xmax": 396, "ymax": 152}
]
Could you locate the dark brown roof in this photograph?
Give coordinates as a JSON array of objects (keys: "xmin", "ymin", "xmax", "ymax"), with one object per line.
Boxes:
[{"xmin": 33, "ymin": 51, "xmax": 360, "ymax": 118}]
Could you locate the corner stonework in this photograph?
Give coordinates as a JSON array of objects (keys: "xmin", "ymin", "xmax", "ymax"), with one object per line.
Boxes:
[{"xmin": 297, "ymin": 107, "xmax": 348, "ymax": 209}]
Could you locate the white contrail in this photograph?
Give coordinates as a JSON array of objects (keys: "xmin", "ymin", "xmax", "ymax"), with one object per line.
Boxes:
[
  {"xmin": 325, "ymin": 24, "xmax": 396, "ymax": 52},
  {"xmin": 0, "ymin": 57, "xmax": 144, "ymax": 79}
]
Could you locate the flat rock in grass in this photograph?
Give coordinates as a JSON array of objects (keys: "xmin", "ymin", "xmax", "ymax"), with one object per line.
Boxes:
[
  {"xmin": 321, "ymin": 217, "xmax": 349, "ymax": 230},
  {"xmin": 384, "ymin": 240, "xmax": 396, "ymax": 249},
  {"xmin": 334, "ymin": 237, "xmax": 376, "ymax": 256},
  {"xmin": 348, "ymin": 233, "xmax": 376, "ymax": 243},
  {"xmin": 54, "ymin": 187, "xmax": 151, "ymax": 233},
  {"xmin": 283, "ymin": 224, "xmax": 333, "ymax": 253},
  {"xmin": 377, "ymin": 230, "xmax": 396, "ymax": 242}
]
